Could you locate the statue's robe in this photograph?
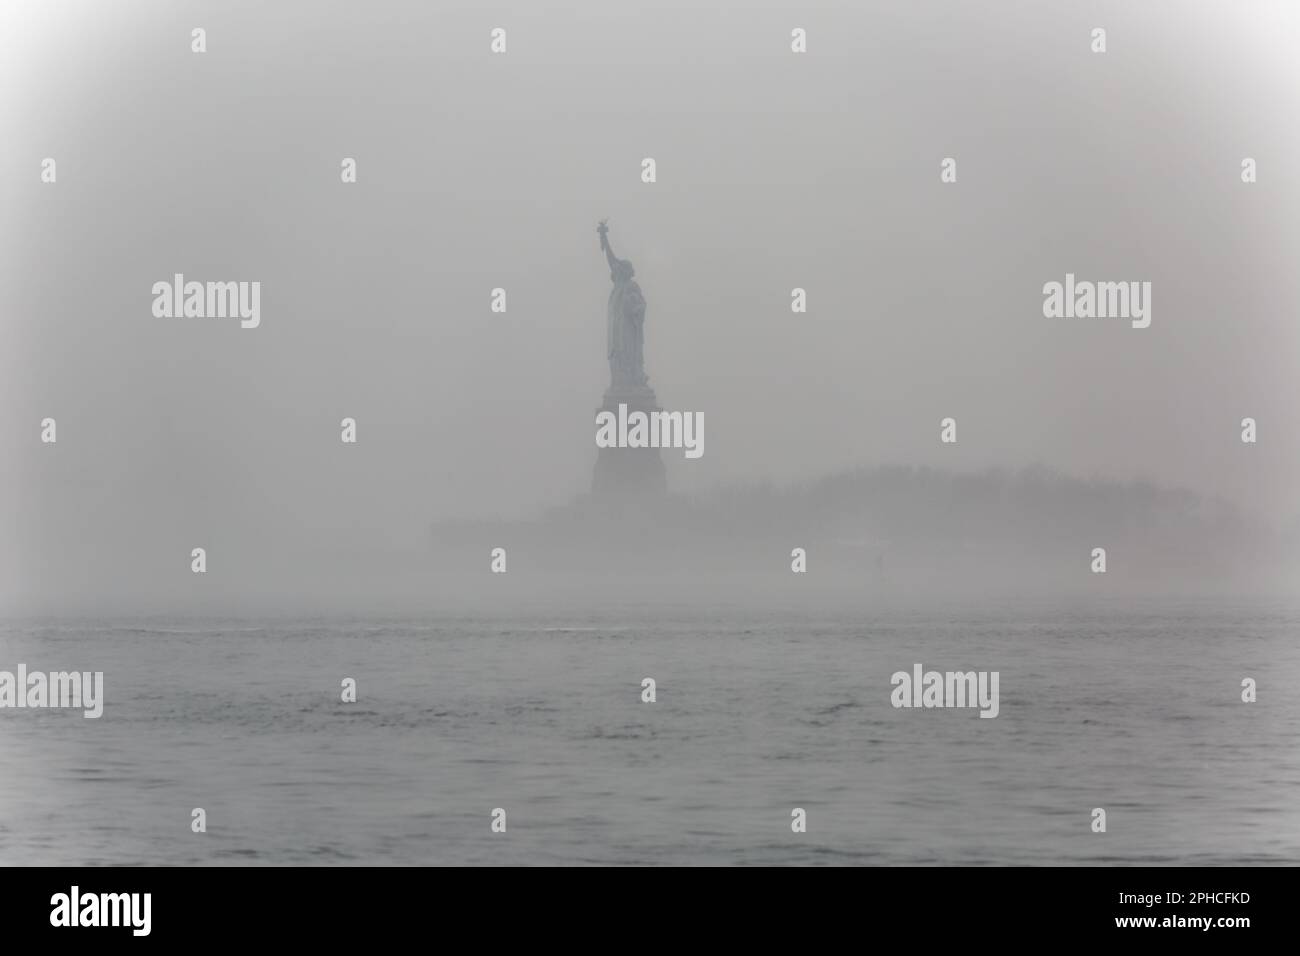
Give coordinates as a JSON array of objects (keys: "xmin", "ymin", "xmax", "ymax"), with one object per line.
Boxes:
[{"xmin": 607, "ymin": 275, "xmax": 646, "ymax": 388}]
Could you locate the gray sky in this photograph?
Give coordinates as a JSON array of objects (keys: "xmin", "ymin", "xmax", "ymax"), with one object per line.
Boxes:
[{"xmin": 1, "ymin": 0, "xmax": 1298, "ymax": 610}]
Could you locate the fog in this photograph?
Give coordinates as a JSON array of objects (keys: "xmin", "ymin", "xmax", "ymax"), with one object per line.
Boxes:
[{"xmin": 2, "ymin": 0, "xmax": 1298, "ymax": 612}]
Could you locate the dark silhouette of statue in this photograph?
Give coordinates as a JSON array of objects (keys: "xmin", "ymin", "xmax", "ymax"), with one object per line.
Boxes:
[
  {"xmin": 592, "ymin": 220, "xmax": 667, "ymax": 500},
  {"xmin": 598, "ymin": 220, "xmax": 648, "ymax": 389}
]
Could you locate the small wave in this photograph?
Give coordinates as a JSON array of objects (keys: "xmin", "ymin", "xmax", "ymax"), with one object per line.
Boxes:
[{"xmin": 104, "ymin": 626, "xmax": 267, "ymax": 636}]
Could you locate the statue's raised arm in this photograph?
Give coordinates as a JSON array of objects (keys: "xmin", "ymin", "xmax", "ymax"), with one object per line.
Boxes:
[
  {"xmin": 597, "ymin": 219, "xmax": 634, "ymax": 283},
  {"xmin": 597, "ymin": 219, "xmax": 619, "ymax": 273}
]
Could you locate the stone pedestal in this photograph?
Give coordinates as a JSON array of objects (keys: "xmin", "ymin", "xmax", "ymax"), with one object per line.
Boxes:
[{"xmin": 592, "ymin": 385, "xmax": 667, "ymax": 499}]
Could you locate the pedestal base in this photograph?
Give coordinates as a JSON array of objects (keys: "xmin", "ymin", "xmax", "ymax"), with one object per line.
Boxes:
[{"xmin": 592, "ymin": 386, "xmax": 668, "ymax": 499}]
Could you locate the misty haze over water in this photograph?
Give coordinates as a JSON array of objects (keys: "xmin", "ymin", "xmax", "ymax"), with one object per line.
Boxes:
[{"xmin": 1, "ymin": 0, "xmax": 1297, "ymax": 867}]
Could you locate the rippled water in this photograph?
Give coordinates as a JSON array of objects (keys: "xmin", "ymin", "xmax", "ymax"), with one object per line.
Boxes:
[{"xmin": 1, "ymin": 600, "xmax": 1297, "ymax": 865}]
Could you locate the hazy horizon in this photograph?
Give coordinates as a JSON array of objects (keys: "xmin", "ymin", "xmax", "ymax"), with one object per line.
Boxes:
[{"xmin": 2, "ymin": 0, "xmax": 1298, "ymax": 612}]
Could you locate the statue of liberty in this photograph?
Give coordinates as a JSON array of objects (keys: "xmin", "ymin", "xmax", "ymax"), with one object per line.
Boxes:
[
  {"xmin": 597, "ymin": 220, "xmax": 648, "ymax": 389},
  {"xmin": 591, "ymin": 220, "xmax": 667, "ymax": 499}
]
